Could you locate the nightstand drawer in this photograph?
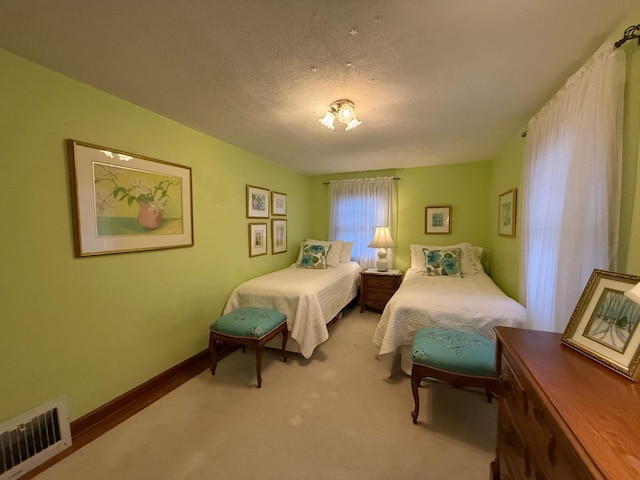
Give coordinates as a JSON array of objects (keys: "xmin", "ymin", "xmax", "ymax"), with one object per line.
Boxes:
[
  {"xmin": 363, "ymin": 290, "xmax": 395, "ymax": 303},
  {"xmin": 362, "ymin": 275, "xmax": 398, "ymax": 290}
]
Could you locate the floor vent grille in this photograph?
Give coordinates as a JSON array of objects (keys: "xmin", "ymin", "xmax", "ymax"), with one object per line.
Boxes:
[{"xmin": 0, "ymin": 397, "xmax": 71, "ymax": 480}]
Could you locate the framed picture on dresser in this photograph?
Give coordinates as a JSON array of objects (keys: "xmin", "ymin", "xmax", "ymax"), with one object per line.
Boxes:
[{"xmin": 562, "ymin": 269, "xmax": 640, "ymax": 381}]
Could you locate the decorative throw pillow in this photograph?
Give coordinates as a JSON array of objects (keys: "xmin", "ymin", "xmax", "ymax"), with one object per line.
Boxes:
[
  {"xmin": 422, "ymin": 248, "xmax": 462, "ymax": 277},
  {"xmin": 304, "ymin": 239, "xmax": 342, "ymax": 266},
  {"xmin": 411, "ymin": 242, "xmax": 476, "ymax": 275},
  {"xmin": 297, "ymin": 243, "xmax": 327, "ymax": 269}
]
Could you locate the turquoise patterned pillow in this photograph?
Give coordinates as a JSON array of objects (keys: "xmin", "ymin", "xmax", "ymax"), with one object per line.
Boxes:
[
  {"xmin": 297, "ymin": 243, "xmax": 327, "ymax": 269},
  {"xmin": 422, "ymin": 248, "xmax": 462, "ymax": 277}
]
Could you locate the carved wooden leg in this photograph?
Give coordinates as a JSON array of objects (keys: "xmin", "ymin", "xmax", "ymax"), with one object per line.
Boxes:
[
  {"xmin": 255, "ymin": 347, "xmax": 263, "ymax": 388},
  {"xmin": 486, "ymin": 389, "xmax": 493, "ymax": 403},
  {"xmin": 281, "ymin": 327, "xmax": 289, "ymax": 363},
  {"xmin": 209, "ymin": 333, "xmax": 218, "ymax": 375},
  {"xmin": 411, "ymin": 367, "xmax": 422, "ymax": 424}
]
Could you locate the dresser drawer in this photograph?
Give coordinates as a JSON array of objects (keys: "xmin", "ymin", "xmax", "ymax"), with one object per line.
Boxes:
[
  {"xmin": 497, "ymin": 401, "xmax": 530, "ymax": 480},
  {"xmin": 523, "ymin": 385, "xmax": 593, "ymax": 480}
]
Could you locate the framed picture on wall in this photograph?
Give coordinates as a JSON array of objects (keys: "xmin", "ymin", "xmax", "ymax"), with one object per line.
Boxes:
[
  {"xmin": 246, "ymin": 185, "xmax": 269, "ymax": 218},
  {"xmin": 498, "ymin": 189, "xmax": 517, "ymax": 237},
  {"xmin": 271, "ymin": 191, "xmax": 287, "ymax": 216},
  {"xmin": 425, "ymin": 206, "xmax": 451, "ymax": 234},
  {"xmin": 271, "ymin": 219, "xmax": 287, "ymax": 254},
  {"xmin": 248, "ymin": 223, "xmax": 268, "ymax": 257},
  {"xmin": 68, "ymin": 139, "xmax": 194, "ymax": 257},
  {"xmin": 562, "ymin": 269, "xmax": 640, "ymax": 381}
]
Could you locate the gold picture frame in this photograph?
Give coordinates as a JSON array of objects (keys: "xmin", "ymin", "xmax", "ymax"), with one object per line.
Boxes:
[
  {"xmin": 425, "ymin": 206, "xmax": 451, "ymax": 234},
  {"xmin": 246, "ymin": 185, "xmax": 269, "ymax": 218},
  {"xmin": 498, "ymin": 188, "xmax": 517, "ymax": 237},
  {"xmin": 271, "ymin": 219, "xmax": 287, "ymax": 254},
  {"xmin": 562, "ymin": 269, "xmax": 640, "ymax": 381},
  {"xmin": 248, "ymin": 223, "xmax": 268, "ymax": 257},
  {"xmin": 68, "ymin": 139, "xmax": 194, "ymax": 257},
  {"xmin": 271, "ymin": 191, "xmax": 287, "ymax": 216}
]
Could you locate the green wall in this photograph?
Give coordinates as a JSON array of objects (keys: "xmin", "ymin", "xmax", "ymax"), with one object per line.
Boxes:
[
  {"xmin": 311, "ymin": 162, "xmax": 492, "ymax": 274},
  {"xmin": 0, "ymin": 49, "xmax": 310, "ymax": 423},
  {"xmin": 488, "ymin": 135, "xmax": 525, "ymax": 299}
]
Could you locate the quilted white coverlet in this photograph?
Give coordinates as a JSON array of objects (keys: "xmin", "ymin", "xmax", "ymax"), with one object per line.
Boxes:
[
  {"xmin": 223, "ymin": 262, "xmax": 361, "ymax": 358},
  {"xmin": 373, "ymin": 268, "xmax": 527, "ymax": 359}
]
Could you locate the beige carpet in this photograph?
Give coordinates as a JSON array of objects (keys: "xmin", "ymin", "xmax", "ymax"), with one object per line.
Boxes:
[{"xmin": 34, "ymin": 307, "xmax": 497, "ymax": 480}]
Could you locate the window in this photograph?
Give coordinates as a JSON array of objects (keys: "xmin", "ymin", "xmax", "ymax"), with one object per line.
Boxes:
[{"xmin": 328, "ymin": 177, "xmax": 397, "ymax": 269}]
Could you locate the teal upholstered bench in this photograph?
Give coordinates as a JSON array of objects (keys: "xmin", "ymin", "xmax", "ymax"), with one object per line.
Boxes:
[
  {"xmin": 410, "ymin": 327, "xmax": 498, "ymax": 424},
  {"xmin": 209, "ymin": 307, "xmax": 288, "ymax": 388}
]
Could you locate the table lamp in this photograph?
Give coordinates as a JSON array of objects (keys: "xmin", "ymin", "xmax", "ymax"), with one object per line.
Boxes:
[{"xmin": 368, "ymin": 226, "xmax": 395, "ymax": 272}]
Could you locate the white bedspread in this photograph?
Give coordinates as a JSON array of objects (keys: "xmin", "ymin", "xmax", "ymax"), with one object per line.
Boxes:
[
  {"xmin": 373, "ymin": 268, "xmax": 527, "ymax": 361},
  {"xmin": 223, "ymin": 262, "xmax": 361, "ymax": 358}
]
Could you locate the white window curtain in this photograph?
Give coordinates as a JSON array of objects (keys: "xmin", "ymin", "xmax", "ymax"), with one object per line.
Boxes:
[
  {"xmin": 328, "ymin": 177, "xmax": 398, "ymax": 270},
  {"xmin": 520, "ymin": 43, "xmax": 625, "ymax": 333}
]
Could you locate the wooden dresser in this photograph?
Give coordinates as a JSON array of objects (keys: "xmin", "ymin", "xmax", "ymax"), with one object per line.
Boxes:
[{"xmin": 493, "ymin": 326, "xmax": 640, "ymax": 480}]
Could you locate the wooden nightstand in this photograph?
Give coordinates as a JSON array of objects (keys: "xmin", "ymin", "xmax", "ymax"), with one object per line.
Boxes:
[{"xmin": 359, "ymin": 269, "xmax": 403, "ymax": 313}]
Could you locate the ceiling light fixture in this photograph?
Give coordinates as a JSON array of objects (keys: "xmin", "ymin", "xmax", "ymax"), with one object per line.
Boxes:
[{"xmin": 318, "ymin": 99, "xmax": 363, "ymax": 131}]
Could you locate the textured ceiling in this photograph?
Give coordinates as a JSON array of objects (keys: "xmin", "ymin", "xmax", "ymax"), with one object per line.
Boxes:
[{"xmin": 1, "ymin": 1, "xmax": 638, "ymax": 175}]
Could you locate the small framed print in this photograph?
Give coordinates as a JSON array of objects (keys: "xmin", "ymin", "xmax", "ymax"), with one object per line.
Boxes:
[
  {"xmin": 271, "ymin": 191, "xmax": 287, "ymax": 216},
  {"xmin": 562, "ymin": 269, "xmax": 640, "ymax": 381},
  {"xmin": 271, "ymin": 219, "xmax": 287, "ymax": 254},
  {"xmin": 246, "ymin": 185, "xmax": 269, "ymax": 218},
  {"xmin": 498, "ymin": 189, "xmax": 517, "ymax": 237},
  {"xmin": 248, "ymin": 223, "xmax": 267, "ymax": 257},
  {"xmin": 425, "ymin": 206, "xmax": 451, "ymax": 234}
]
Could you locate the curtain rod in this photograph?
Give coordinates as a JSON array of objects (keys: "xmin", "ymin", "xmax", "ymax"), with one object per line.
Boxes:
[
  {"xmin": 615, "ymin": 24, "xmax": 640, "ymax": 48},
  {"xmin": 323, "ymin": 176, "xmax": 401, "ymax": 185}
]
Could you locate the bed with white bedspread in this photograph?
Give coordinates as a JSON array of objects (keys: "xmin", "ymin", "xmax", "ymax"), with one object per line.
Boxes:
[
  {"xmin": 223, "ymin": 261, "xmax": 360, "ymax": 358},
  {"xmin": 373, "ymin": 243, "xmax": 527, "ymax": 374}
]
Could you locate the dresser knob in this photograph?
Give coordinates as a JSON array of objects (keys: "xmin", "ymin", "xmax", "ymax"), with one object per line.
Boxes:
[{"xmin": 499, "ymin": 374, "xmax": 513, "ymax": 394}]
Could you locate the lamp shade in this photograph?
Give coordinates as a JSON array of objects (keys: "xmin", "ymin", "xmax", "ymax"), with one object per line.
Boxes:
[
  {"xmin": 368, "ymin": 226, "xmax": 395, "ymax": 249},
  {"xmin": 625, "ymin": 281, "xmax": 640, "ymax": 304}
]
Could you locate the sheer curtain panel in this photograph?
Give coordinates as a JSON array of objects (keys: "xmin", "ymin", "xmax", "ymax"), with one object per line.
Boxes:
[
  {"xmin": 328, "ymin": 177, "xmax": 398, "ymax": 270},
  {"xmin": 520, "ymin": 43, "xmax": 625, "ymax": 333}
]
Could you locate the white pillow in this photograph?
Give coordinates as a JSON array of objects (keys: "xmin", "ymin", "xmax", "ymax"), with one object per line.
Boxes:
[
  {"xmin": 304, "ymin": 239, "xmax": 343, "ymax": 267},
  {"xmin": 338, "ymin": 241, "xmax": 354, "ymax": 263},
  {"xmin": 470, "ymin": 245, "xmax": 484, "ymax": 273},
  {"xmin": 410, "ymin": 242, "xmax": 477, "ymax": 275}
]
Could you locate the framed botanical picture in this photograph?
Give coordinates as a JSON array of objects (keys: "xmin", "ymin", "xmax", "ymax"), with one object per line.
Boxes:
[
  {"xmin": 248, "ymin": 223, "xmax": 268, "ymax": 257},
  {"xmin": 562, "ymin": 269, "xmax": 640, "ymax": 381},
  {"xmin": 271, "ymin": 219, "xmax": 287, "ymax": 254},
  {"xmin": 498, "ymin": 189, "xmax": 517, "ymax": 237},
  {"xmin": 425, "ymin": 206, "xmax": 451, "ymax": 234},
  {"xmin": 68, "ymin": 139, "xmax": 194, "ymax": 257},
  {"xmin": 246, "ymin": 185, "xmax": 269, "ymax": 218},
  {"xmin": 271, "ymin": 191, "xmax": 287, "ymax": 216}
]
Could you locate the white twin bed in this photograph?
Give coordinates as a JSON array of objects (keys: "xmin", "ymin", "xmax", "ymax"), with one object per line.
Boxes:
[
  {"xmin": 223, "ymin": 239, "xmax": 360, "ymax": 358},
  {"xmin": 373, "ymin": 243, "xmax": 528, "ymax": 374}
]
